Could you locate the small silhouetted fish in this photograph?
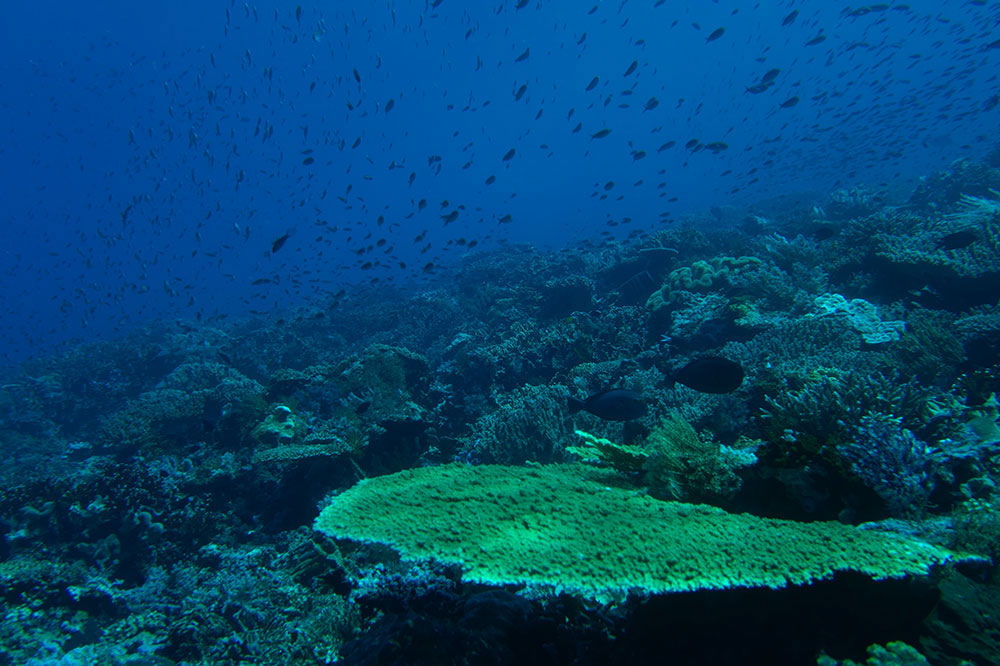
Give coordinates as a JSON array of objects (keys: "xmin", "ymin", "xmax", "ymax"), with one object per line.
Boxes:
[
  {"xmin": 502, "ymin": 148, "xmax": 516, "ymax": 160},
  {"xmin": 811, "ymin": 222, "xmax": 838, "ymax": 240},
  {"xmin": 761, "ymin": 68, "xmax": 780, "ymax": 83},
  {"xmin": 746, "ymin": 82, "xmax": 772, "ymax": 94},
  {"xmin": 624, "ymin": 60, "xmax": 638, "ymax": 76},
  {"xmin": 779, "ymin": 96, "xmax": 799, "ymax": 108},
  {"xmin": 568, "ymin": 389, "xmax": 647, "ymax": 421},
  {"xmin": 586, "ymin": 76, "xmax": 599, "ymax": 91},
  {"xmin": 673, "ymin": 356, "xmax": 744, "ymax": 393},
  {"xmin": 706, "ymin": 27, "xmax": 725, "ymax": 42},
  {"xmin": 782, "ymin": 10, "xmax": 798, "ymax": 26},
  {"xmin": 515, "ymin": 48, "xmax": 530, "ymax": 62},
  {"xmin": 591, "ymin": 128, "xmax": 611, "ymax": 139},
  {"xmin": 271, "ymin": 232, "xmax": 292, "ymax": 253},
  {"xmin": 936, "ymin": 229, "xmax": 978, "ymax": 250}
]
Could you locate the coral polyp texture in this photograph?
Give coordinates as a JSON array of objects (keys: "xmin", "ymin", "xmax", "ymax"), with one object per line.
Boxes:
[{"xmin": 316, "ymin": 463, "xmax": 960, "ymax": 602}]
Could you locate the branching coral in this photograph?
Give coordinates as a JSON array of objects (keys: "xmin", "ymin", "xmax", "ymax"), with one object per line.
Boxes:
[
  {"xmin": 872, "ymin": 189, "xmax": 1000, "ymax": 280},
  {"xmin": 457, "ymin": 385, "xmax": 573, "ymax": 464},
  {"xmin": 837, "ymin": 413, "xmax": 939, "ymax": 517}
]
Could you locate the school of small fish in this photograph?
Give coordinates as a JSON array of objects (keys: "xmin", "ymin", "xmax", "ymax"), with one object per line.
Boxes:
[{"xmin": 1, "ymin": 0, "xmax": 998, "ymax": 362}]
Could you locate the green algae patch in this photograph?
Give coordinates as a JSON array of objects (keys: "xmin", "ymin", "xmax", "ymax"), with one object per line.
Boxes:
[{"xmin": 315, "ymin": 463, "xmax": 958, "ymax": 602}]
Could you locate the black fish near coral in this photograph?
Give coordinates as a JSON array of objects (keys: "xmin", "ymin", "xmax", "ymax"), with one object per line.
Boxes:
[
  {"xmin": 568, "ymin": 389, "xmax": 647, "ymax": 421},
  {"xmin": 672, "ymin": 357, "xmax": 745, "ymax": 394},
  {"xmin": 936, "ymin": 230, "xmax": 978, "ymax": 250}
]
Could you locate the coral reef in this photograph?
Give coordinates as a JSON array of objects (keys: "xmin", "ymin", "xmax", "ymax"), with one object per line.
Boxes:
[{"xmin": 4, "ymin": 157, "xmax": 1000, "ymax": 663}]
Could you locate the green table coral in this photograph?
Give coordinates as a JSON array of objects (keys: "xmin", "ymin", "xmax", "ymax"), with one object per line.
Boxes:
[{"xmin": 316, "ymin": 463, "xmax": 964, "ymax": 603}]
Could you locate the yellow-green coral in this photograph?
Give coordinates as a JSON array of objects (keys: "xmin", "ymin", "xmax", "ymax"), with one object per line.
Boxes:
[
  {"xmin": 817, "ymin": 641, "xmax": 930, "ymax": 666},
  {"xmin": 566, "ymin": 429, "xmax": 649, "ymax": 474},
  {"xmin": 315, "ymin": 463, "xmax": 962, "ymax": 603}
]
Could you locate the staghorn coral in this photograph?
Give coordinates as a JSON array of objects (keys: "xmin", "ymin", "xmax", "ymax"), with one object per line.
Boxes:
[
  {"xmin": 837, "ymin": 413, "xmax": 940, "ymax": 518},
  {"xmin": 872, "ymin": 189, "xmax": 1000, "ymax": 281},
  {"xmin": 456, "ymin": 384, "xmax": 573, "ymax": 464},
  {"xmin": 332, "ymin": 344, "xmax": 430, "ymax": 422},
  {"xmin": 759, "ymin": 370, "xmax": 948, "ymax": 456},
  {"xmin": 315, "ymin": 463, "xmax": 966, "ymax": 604},
  {"xmin": 98, "ymin": 362, "xmax": 265, "ymax": 452}
]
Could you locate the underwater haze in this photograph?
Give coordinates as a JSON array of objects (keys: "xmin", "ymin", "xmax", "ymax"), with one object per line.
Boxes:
[
  {"xmin": 3, "ymin": 1, "xmax": 1000, "ymax": 665},
  {"xmin": 1, "ymin": 0, "xmax": 998, "ymax": 363}
]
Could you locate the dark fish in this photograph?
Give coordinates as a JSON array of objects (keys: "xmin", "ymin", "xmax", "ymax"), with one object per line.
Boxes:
[
  {"xmin": 568, "ymin": 389, "xmax": 647, "ymax": 421},
  {"xmin": 624, "ymin": 60, "xmax": 638, "ymax": 76},
  {"xmin": 514, "ymin": 48, "xmax": 530, "ymax": 62},
  {"xmin": 782, "ymin": 10, "xmax": 798, "ymax": 26},
  {"xmin": 805, "ymin": 34, "xmax": 826, "ymax": 46},
  {"xmin": 271, "ymin": 232, "xmax": 292, "ymax": 253},
  {"xmin": 936, "ymin": 230, "xmax": 978, "ymax": 250},
  {"xmin": 385, "ymin": 98, "xmax": 395, "ymax": 112},
  {"xmin": 643, "ymin": 97, "xmax": 659, "ymax": 111},
  {"xmin": 811, "ymin": 222, "xmax": 838, "ymax": 241},
  {"xmin": 514, "ymin": 84, "xmax": 527, "ymax": 101},
  {"xmin": 761, "ymin": 68, "xmax": 780, "ymax": 83},
  {"xmin": 746, "ymin": 82, "xmax": 773, "ymax": 94},
  {"xmin": 485, "ymin": 175, "xmax": 496, "ymax": 184},
  {"xmin": 591, "ymin": 128, "xmax": 611, "ymax": 139},
  {"xmin": 779, "ymin": 96, "xmax": 800, "ymax": 108},
  {"xmin": 672, "ymin": 357, "xmax": 744, "ymax": 394},
  {"xmin": 302, "ymin": 156, "xmax": 315, "ymax": 165},
  {"xmin": 586, "ymin": 76, "xmax": 599, "ymax": 91},
  {"xmin": 441, "ymin": 210, "xmax": 459, "ymax": 224},
  {"xmin": 706, "ymin": 27, "xmax": 725, "ymax": 42},
  {"xmin": 502, "ymin": 148, "xmax": 516, "ymax": 160}
]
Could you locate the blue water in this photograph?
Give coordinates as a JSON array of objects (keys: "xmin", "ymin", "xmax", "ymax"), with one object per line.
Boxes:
[{"xmin": 1, "ymin": 0, "xmax": 997, "ymax": 364}]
